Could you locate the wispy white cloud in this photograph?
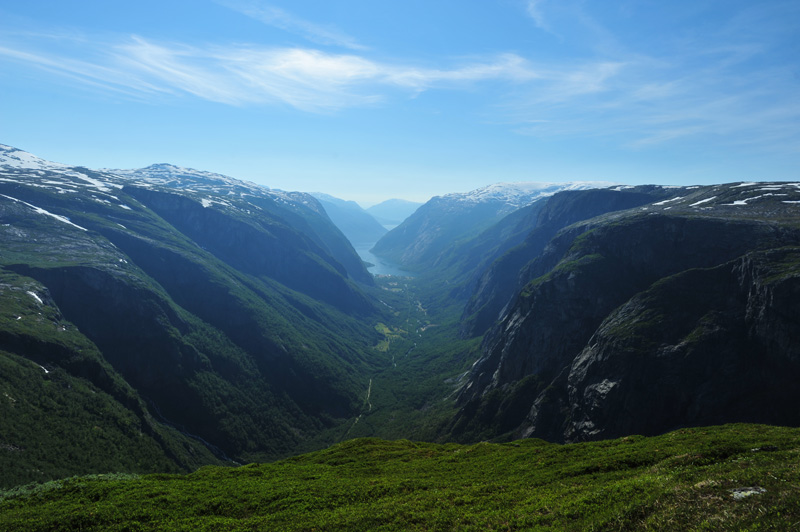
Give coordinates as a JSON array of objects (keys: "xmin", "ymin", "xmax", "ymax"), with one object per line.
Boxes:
[
  {"xmin": 507, "ymin": 1, "xmax": 800, "ymax": 154},
  {"xmin": 509, "ymin": 51, "xmax": 800, "ymax": 155},
  {"xmin": 0, "ymin": 34, "xmax": 549, "ymax": 112},
  {"xmin": 216, "ymin": 0, "xmax": 367, "ymax": 51},
  {"xmin": 0, "ymin": 43, "xmax": 172, "ymax": 99},
  {"xmin": 2, "ymin": 0, "xmax": 798, "ymax": 157},
  {"xmin": 382, "ymin": 53, "xmax": 541, "ymax": 90},
  {"xmin": 525, "ymin": 0, "xmax": 550, "ymax": 32}
]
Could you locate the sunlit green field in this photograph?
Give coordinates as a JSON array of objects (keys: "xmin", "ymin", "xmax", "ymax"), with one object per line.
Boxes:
[{"xmin": 1, "ymin": 423, "xmax": 798, "ymax": 531}]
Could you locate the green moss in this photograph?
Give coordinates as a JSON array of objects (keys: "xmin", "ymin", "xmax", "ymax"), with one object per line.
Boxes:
[{"xmin": 1, "ymin": 424, "xmax": 798, "ymax": 531}]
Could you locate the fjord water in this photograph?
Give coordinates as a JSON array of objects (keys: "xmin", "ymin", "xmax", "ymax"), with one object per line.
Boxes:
[{"xmin": 354, "ymin": 242, "xmax": 415, "ymax": 277}]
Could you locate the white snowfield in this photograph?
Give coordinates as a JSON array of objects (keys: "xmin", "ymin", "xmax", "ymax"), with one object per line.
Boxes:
[
  {"xmin": 0, "ymin": 144, "xmax": 322, "ymax": 218},
  {"xmin": 652, "ymin": 196, "xmax": 684, "ymax": 206},
  {"xmin": 0, "ymin": 193, "xmax": 88, "ymax": 231},
  {"xmin": 437, "ymin": 181, "xmax": 616, "ymax": 214},
  {"xmin": 2, "ymin": 144, "xmax": 800, "ymax": 218},
  {"xmin": 106, "ymin": 163, "xmax": 309, "ymax": 208},
  {"xmin": 689, "ymin": 196, "xmax": 717, "ymax": 207},
  {"xmin": 0, "ymin": 144, "xmax": 69, "ymax": 171}
]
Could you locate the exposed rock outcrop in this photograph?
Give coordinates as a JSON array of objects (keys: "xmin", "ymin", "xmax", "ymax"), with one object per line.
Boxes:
[
  {"xmin": 453, "ymin": 202, "xmax": 800, "ymax": 443},
  {"xmin": 460, "ymin": 187, "xmax": 673, "ymax": 337},
  {"xmin": 561, "ymin": 247, "xmax": 800, "ymax": 442}
]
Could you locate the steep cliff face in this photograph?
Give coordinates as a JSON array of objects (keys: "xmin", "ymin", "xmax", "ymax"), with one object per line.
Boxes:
[
  {"xmin": 452, "ymin": 187, "xmax": 800, "ymax": 442},
  {"xmin": 125, "ymin": 187, "xmax": 373, "ymax": 314},
  {"xmin": 561, "ymin": 248, "xmax": 800, "ymax": 442},
  {"xmin": 429, "ymin": 198, "xmax": 549, "ymax": 285},
  {"xmin": 371, "ymin": 182, "xmax": 603, "ymax": 271},
  {"xmin": 0, "ymin": 267, "xmax": 221, "ymax": 488},
  {"xmin": 460, "ymin": 187, "xmax": 673, "ymax": 337},
  {"xmin": 111, "ymin": 163, "xmax": 374, "ymax": 286}
]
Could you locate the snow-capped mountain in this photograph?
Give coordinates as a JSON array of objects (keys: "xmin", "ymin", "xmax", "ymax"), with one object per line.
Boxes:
[
  {"xmin": 370, "ymin": 181, "xmax": 611, "ymax": 270},
  {"xmin": 0, "ymin": 143, "xmax": 380, "ymax": 485},
  {"xmin": 0, "ymin": 143, "xmax": 70, "ymax": 171},
  {"xmin": 0, "ymin": 144, "xmax": 324, "ymax": 217},
  {"xmin": 105, "ymin": 163, "xmax": 324, "ymax": 213},
  {"xmin": 0, "ymin": 144, "xmax": 370, "ymax": 284},
  {"xmin": 441, "ymin": 181, "xmax": 611, "ymax": 215}
]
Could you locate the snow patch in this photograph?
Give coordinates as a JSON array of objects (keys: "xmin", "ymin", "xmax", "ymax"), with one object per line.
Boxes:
[
  {"xmin": 0, "ymin": 144, "xmax": 69, "ymax": 171},
  {"xmin": 722, "ymin": 193, "xmax": 789, "ymax": 206},
  {"xmin": 441, "ymin": 181, "xmax": 610, "ymax": 211},
  {"xmin": 652, "ymin": 196, "xmax": 684, "ymax": 206},
  {"xmin": 0, "ymin": 194, "xmax": 88, "ymax": 231},
  {"xmin": 689, "ymin": 196, "xmax": 716, "ymax": 207},
  {"xmin": 26, "ymin": 291, "xmax": 43, "ymax": 305},
  {"xmin": 65, "ymin": 171, "xmax": 121, "ymax": 192}
]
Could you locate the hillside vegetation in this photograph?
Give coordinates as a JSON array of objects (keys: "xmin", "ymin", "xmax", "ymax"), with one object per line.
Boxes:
[
  {"xmin": 0, "ymin": 145, "xmax": 385, "ymax": 485},
  {"xmin": 1, "ymin": 424, "xmax": 798, "ymax": 531},
  {"xmin": 3, "ymin": 144, "xmax": 800, "ymax": 529}
]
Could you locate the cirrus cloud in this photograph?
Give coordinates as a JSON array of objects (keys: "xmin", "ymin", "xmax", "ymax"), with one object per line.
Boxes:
[{"xmin": 0, "ymin": 33, "xmax": 574, "ymax": 112}]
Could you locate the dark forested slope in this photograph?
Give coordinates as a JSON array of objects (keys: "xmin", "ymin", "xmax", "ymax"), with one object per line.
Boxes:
[
  {"xmin": 0, "ymin": 145, "xmax": 384, "ymax": 487},
  {"xmin": 451, "ymin": 183, "xmax": 800, "ymax": 443}
]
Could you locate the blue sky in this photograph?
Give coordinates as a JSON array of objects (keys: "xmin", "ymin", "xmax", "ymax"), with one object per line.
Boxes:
[{"xmin": 1, "ymin": 0, "xmax": 798, "ymax": 206}]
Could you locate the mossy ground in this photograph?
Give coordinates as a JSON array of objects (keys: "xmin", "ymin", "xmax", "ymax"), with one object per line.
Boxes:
[{"xmin": 1, "ymin": 424, "xmax": 798, "ymax": 531}]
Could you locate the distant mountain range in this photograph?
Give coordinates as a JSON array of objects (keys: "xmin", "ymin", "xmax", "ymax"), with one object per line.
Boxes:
[
  {"xmin": 3, "ymin": 142, "xmax": 800, "ymax": 494},
  {"xmin": 310, "ymin": 193, "xmax": 387, "ymax": 246},
  {"xmin": 365, "ymin": 199, "xmax": 422, "ymax": 229},
  {"xmin": 370, "ymin": 182, "xmax": 607, "ymax": 271},
  {"xmin": 366, "ymin": 177, "xmax": 800, "ymax": 444}
]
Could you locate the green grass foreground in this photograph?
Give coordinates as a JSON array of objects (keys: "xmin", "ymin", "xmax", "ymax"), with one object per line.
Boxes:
[{"xmin": 1, "ymin": 424, "xmax": 798, "ymax": 531}]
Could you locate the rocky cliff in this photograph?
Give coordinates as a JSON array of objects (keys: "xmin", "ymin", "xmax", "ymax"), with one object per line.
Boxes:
[
  {"xmin": 562, "ymin": 247, "xmax": 800, "ymax": 442},
  {"xmin": 371, "ymin": 182, "xmax": 604, "ymax": 271},
  {"xmin": 451, "ymin": 183, "xmax": 800, "ymax": 443},
  {"xmin": 459, "ymin": 186, "xmax": 673, "ymax": 336}
]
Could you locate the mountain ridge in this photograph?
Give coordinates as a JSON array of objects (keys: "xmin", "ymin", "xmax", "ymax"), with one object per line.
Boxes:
[
  {"xmin": 3, "ymin": 142, "xmax": 800, "ymax": 497},
  {"xmin": 310, "ymin": 192, "xmax": 388, "ymax": 246},
  {"xmin": 370, "ymin": 181, "xmax": 610, "ymax": 271},
  {"xmin": 0, "ymin": 143, "xmax": 385, "ymax": 487},
  {"xmin": 450, "ymin": 182, "xmax": 800, "ymax": 443}
]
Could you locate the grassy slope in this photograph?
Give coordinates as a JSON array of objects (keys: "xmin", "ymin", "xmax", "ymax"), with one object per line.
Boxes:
[
  {"xmin": 0, "ymin": 268, "xmax": 222, "ymax": 488},
  {"xmin": 1, "ymin": 424, "xmax": 798, "ymax": 531},
  {"xmin": 0, "ymin": 181, "xmax": 386, "ymax": 468}
]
